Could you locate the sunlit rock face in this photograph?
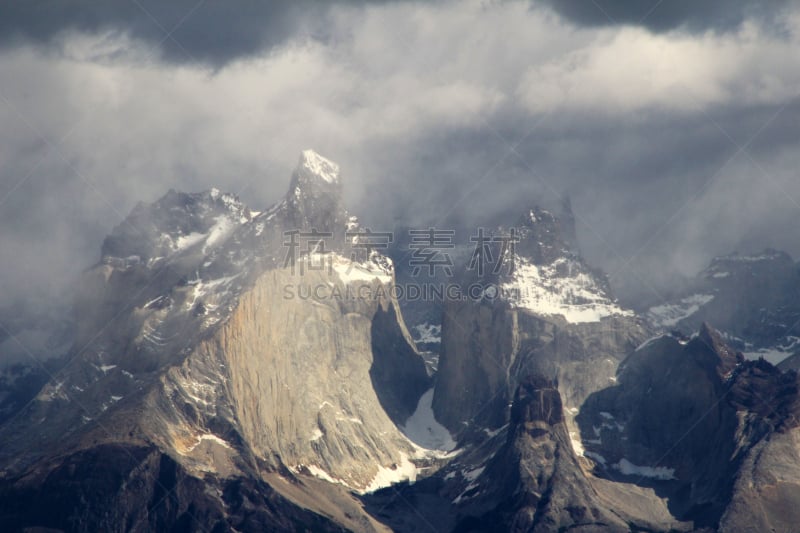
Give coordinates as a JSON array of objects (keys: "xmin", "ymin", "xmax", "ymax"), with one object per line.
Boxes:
[
  {"xmin": 0, "ymin": 150, "xmax": 432, "ymax": 531},
  {"xmin": 3, "ymin": 151, "xmax": 800, "ymax": 532},
  {"xmin": 432, "ymin": 204, "xmax": 648, "ymax": 437}
]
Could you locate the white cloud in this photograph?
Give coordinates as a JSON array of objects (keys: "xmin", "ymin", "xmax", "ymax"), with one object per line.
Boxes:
[
  {"xmin": 517, "ymin": 18, "xmax": 800, "ymax": 113},
  {"xmin": 1, "ymin": 0, "xmax": 800, "ymax": 306}
]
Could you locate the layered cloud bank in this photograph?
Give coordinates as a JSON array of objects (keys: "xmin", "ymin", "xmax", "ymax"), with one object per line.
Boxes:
[{"xmin": 1, "ymin": 0, "xmax": 800, "ymax": 305}]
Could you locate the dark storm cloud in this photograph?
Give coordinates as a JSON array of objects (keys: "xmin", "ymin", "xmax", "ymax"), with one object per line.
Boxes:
[
  {"xmin": 536, "ymin": 0, "xmax": 792, "ymax": 33},
  {"xmin": 0, "ymin": 0, "xmax": 335, "ymax": 65},
  {"xmin": 355, "ymin": 97, "xmax": 800, "ymax": 295}
]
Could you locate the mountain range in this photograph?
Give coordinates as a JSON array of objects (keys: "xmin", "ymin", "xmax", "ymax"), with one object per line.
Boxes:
[{"xmin": 1, "ymin": 150, "xmax": 798, "ymax": 532}]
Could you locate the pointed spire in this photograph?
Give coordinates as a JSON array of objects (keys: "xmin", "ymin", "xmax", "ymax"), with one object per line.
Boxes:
[
  {"xmin": 284, "ymin": 150, "xmax": 347, "ymax": 233},
  {"xmin": 297, "ymin": 149, "xmax": 340, "ymax": 184}
]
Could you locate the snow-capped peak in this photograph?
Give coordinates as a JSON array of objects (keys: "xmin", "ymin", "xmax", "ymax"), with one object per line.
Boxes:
[
  {"xmin": 298, "ymin": 149, "xmax": 340, "ymax": 184},
  {"xmin": 500, "ymin": 255, "xmax": 632, "ymax": 323},
  {"xmin": 486, "ymin": 205, "xmax": 630, "ymax": 324}
]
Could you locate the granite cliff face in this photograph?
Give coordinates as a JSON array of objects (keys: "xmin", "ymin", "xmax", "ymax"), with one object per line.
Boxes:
[
  {"xmin": 392, "ymin": 205, "xmax": 800, "ymax": 532},
  {"xmin": 0, "ymin": 150, "xmax": 432, "ymax": 531},
  {"xmin": 575, "ymin": 324, "xmax": 800, "ymax": 530},
  {"xmin": 3, "ymin": 153, "xmax": 800, "ymax": 532},
  {"xmin": 369, "ymin": 322, "xmax": 800, "ymax": 533},
  {"xmin": 432, "ymin": 206, "xmax": 649, "ymax": 439}
]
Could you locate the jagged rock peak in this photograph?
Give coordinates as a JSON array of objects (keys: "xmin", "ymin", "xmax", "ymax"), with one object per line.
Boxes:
[
  {"xmin": 510, "ymin": 375, "xmax": 564, "ymax": 428},
  {"xmin": 689, "ymin": 322, "xmax": 745, "ymax": 379},
  {"xmin": 493, "ymin": 204, "xmax": 631, "ymax": 324},
  {"xmin": 284, "ymin": 150, "xmax": 347, "ymax": 233},
  {"xmin": 100, "ymin": 188, "xmax": 250, "ymax": 263},
  {"xmin": 512, "ymin": 205, "xmax": 577, "ymax": 265},
  {"xmin": 696, "ymin": 322, "xmax": 740, "ymax": 360},
  {"xmin": 297, "ymin": 149, "xmax": 341, "ymax": 184},
  {"xmin": 288, "ymin": 150, "xmax": 343, "ymax": 199}
]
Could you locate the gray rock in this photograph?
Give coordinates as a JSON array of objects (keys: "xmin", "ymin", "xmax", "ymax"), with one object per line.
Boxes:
[{"xmin": 0, "ymin": 150, "xmax": 429, "ymax": 530}]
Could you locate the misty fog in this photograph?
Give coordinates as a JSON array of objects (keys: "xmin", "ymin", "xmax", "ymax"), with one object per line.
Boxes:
[{"xmin": 1, "ymin": 0, "xmax": 799, "ymax": 326}]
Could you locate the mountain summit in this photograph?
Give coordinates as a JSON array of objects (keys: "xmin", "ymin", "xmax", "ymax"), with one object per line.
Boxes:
[
  {"xmin": 432, "ymin": 204, "xmax": 647, "ymax": 435},
  {"xmin": 496, "ymin": 205, "xmax": 631, "ymax": 324},
  {"xmin": 297, "ymin": 149, "xmax": 341, "ymax": 185},
  {"xmin": 2, "ymin": 153, "xmax": 800, "ymax": 532},
  {"xmin": 284, "ymin": 149, "xmax": 347, "ymax": 234},
  {"xmin": 0, "ymin": 151, "xmax": 432, "ymax": 532}
]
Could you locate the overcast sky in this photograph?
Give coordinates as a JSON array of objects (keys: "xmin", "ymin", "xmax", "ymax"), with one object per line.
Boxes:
[{"xmin": 1, "ymin": 0, "xmax": 800, "ymax": 307}]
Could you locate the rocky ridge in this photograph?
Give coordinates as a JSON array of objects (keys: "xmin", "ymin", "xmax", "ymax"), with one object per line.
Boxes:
[
  {"xmin": 646, "ymin": 249, "xmax": 800, "ymax": 366},
  {"xmin": 0, "ymin": 150, "xmax": 434, "ymax": 531},
  {"xmin": 432, "ymin": 205, "xmax": 648, "ymax": 439},
  {"xmin": 2, "ymin": 152, "xmax": 800, "ymax": 532}
]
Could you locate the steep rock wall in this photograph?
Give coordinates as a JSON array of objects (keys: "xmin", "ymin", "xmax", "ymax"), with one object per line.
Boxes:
[{"xmin": 162, "ymin": 265, "xmax": 430, "ymax": 491}]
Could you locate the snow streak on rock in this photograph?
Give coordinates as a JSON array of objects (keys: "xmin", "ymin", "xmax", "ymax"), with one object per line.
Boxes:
[{"xmin": 501, "ymin": 256, "xmax": 632, "ymax": 323}]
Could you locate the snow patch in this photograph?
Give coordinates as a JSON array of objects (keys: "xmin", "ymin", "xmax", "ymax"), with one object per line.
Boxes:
[
  {"xmin": 186, "ymin": 433, "xmax": 232, "ymax": 453},
  {"xmin": 174, "ymin": 232, "xmax": 206, "ymax": 251},
  {"xmin": 647, "ymin": 294, "xmax": 715, "ymax": 328},
  {"xmin": 401, "ymin": 388, "xmax": 457, "ymax": 451},
  {"xmin": 463, "ymin": 466, "xmax": 485, "ymax": 482},
  {"xmin": 412, "ymin": 323, "xmax": 441, "ymax": 344},
  {"xmin": 299, "ymin": 149, "xmax": 340, "ymax": 184},
  {"xmin": 330, "ymin": 254, "xmax": 392, "ymax": 285},
  {"xmin": 453, "ymin": 466, "xmax": 485, "ymax": 504},
  {"xmin": 570, "ymin": 431, "xmax": 585, "ymax": 456},
  {"xmin": 743, "ymin": 347, "xmax": 794, "ymax": 365},
  {"xmin": 305, "ymin": 465, "xmax": 341, "ymax": 484},
  {"xmin": 143, "ymin": 295, "xmax": 168, "ymax": 310},
  {"xmin": 363, "ymin": 452, "xmax": 418, "ymax": 493},
  {"xmin": 172, "ymin": 211, "xmax": 241, "ymax": 256},
  {"xmin": 40, "ymin": 380, "xmax": 66, "ymax": 402},
  {"xmin": 614, "ymin": 458, "xmax": 675, "ymax": 480},
  {"xmin": 185, "ymin": 274, "xmax": 241, "ymax": 311},
  {"xmin": 298, "ymin": 253, "xmax": 392, "ymax": 285},
  {"xmin": 500, "ymin": 257, "xmax": 632, "ymax": 323},
  {"xmin": 203, "ymin": 215, "xmax": 237, "ymax": 253}
]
